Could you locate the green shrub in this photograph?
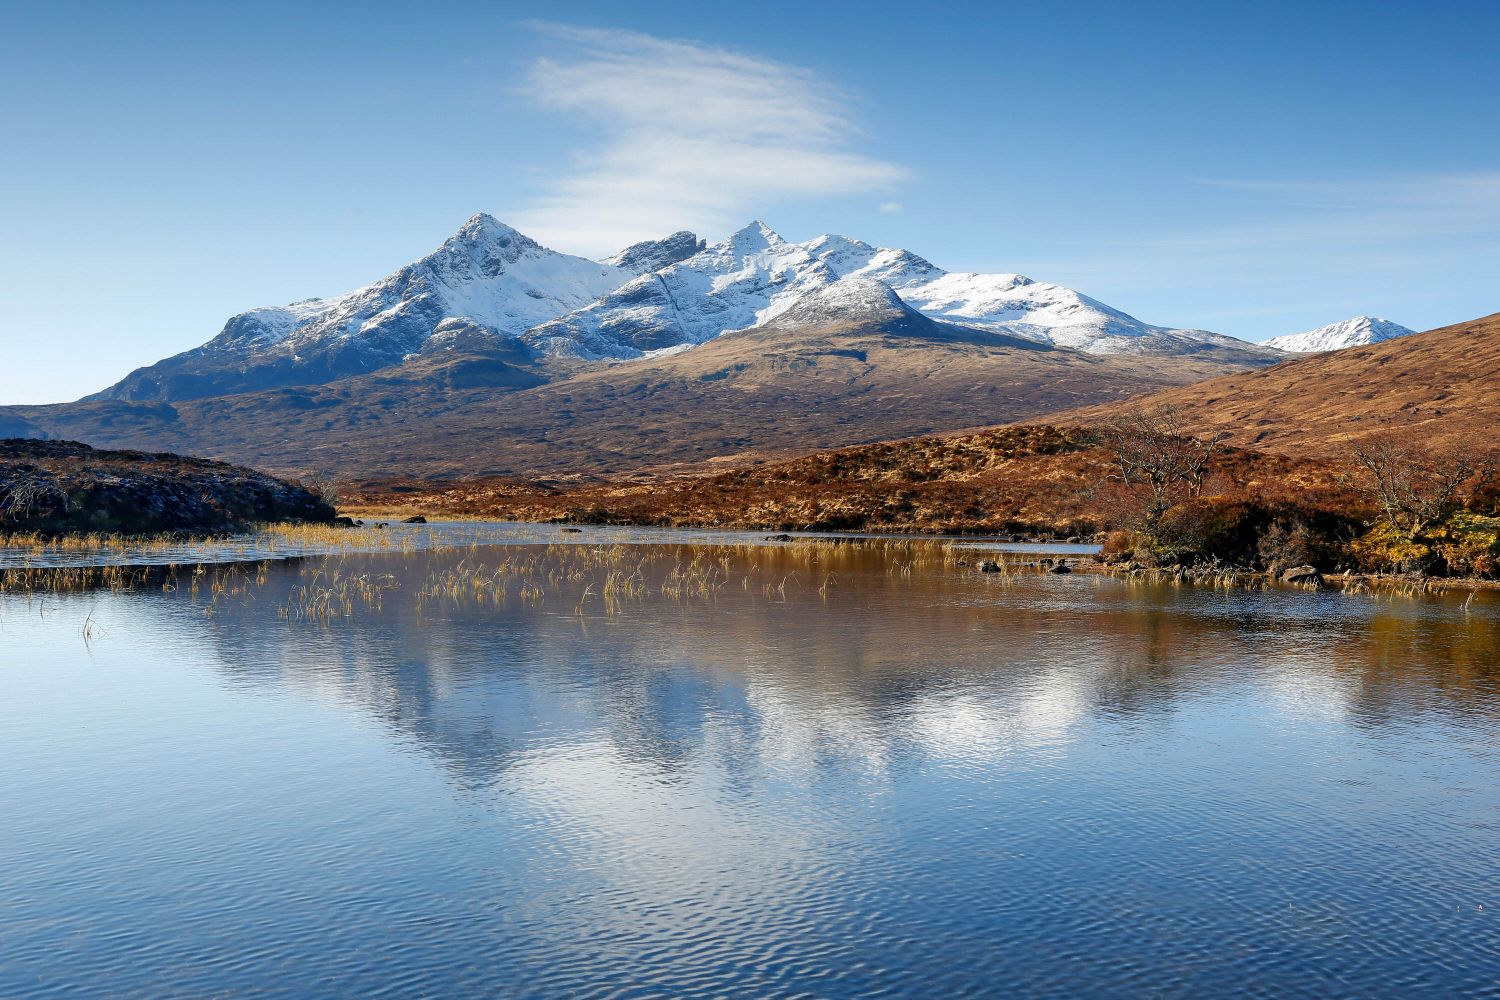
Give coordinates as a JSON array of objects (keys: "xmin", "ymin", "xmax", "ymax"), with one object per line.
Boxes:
[
  {"xmin": 1430, "ymin": 512, "xmax": 1500, "ymax": 577},
  {"xmin": 1349, "ymin": 521, "xmax": 1432, "ymax": 573},
  {"xmin": 1160, "ymin": 497, "xmax": 1268, "ymax": 565},
  {"xmin": 1348, "ymin": 513, "xmax": 1500, "ymax": 577}
]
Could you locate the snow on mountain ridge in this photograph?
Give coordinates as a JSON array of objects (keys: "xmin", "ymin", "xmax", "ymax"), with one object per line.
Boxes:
[
  {"xmin": 763, "ymin": 276, "xmax": 913, "ymax": 329},
  {"xmin": 94, "ymin": 213, "xmax": 628, "ymax": 402},
  {"xmin": 224, "ymin": 213, "xmax": 626, "ymax": 353},
  {"xmin": 527, "ymin": 220, "xmax": 1274, "ymax": 362},
  {"xmin": 96, "ymin": 213, "xmax": 1280, "ymax": 403},
  {"xmin": 1263, "ymin": 316, "xmax": 1416, "ymax": 353}
]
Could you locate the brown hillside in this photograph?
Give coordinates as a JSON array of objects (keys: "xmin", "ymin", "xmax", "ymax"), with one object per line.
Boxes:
[
  {"xmin": 346, "ymin": 425, "xmax": 1349, "ymax": 537},
  {"xmin": 1053, "ymin": 312, "xmax": 1500, "ymax": 456},
  {"xmin": 0, "ymin": 296, "xmax": 1259, "ymax": 481}
]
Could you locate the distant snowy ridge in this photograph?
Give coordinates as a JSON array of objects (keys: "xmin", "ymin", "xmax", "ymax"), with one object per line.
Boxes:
[
  {"xmin": 528, "ymin": 221, "xmax": 1273, "ymax": 363},
  {"xmin": 1263, "ymin": 316, "xmax": 1416, "ymax": 353}
]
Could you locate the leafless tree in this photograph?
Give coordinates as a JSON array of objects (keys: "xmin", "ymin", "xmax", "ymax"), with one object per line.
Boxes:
[
  {"xmin": 1092, "ymin": 405, "xmax": 1227, "ymax": 546},
  {"xmin": 1349, "ymin": 432, "xmax": 1497, "ymax": 540},
  {"xmin": 301, "ymin": 470, "xmax": 343, "ymax": 507}
]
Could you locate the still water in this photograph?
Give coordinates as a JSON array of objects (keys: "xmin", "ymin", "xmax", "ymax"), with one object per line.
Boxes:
[{"xmin": 3, "ymin": 528, "xmax": 1499, "ymax": 997}]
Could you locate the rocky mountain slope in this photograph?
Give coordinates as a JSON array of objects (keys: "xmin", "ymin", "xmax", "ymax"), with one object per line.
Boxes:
[
  {"xmin": 89, "ymin": 215, "xmax": 1283, "ymax": 406},
  {"xmin": 2, "ymin": 215, "xmax": 1295, "ymax": 480},
  {"xmin": 602, "ymin": 230, "xmax": 707, "ymax": 275},
  {"xmin": 2, "ymin": 276, "xmax": 1256, "ymax": 480},
  {"xmin": 1055, "ymin": 311, "xmax": 1500, "ymax": 456},
  {"xmin": 1263, "ymin": 316, "xmax": 1416, "ymax": 353}
]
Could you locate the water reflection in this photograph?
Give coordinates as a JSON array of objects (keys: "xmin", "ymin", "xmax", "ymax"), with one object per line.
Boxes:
[
  {"xmin": 192, "ymin": 543, "xmax": 1500, "ymax": 783},
  {"xmin": 4, "ymin": 540, "xmax": 1500, "ymax": 997}
]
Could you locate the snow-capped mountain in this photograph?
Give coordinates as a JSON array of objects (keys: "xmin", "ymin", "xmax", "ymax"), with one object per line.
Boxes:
[
  {"xmin": 527, "ymin": 221, "xmax": 1274, "ymax": 363},
  {"xmin": 1263, "ymin": 316, "xmax": 1416, "ymax": 354},
  {"xmin": 92, "ymin": 214, "xmax": 1278, "ymax": 403},
  {"xmin": 759, "ymin": 276, "xmax": 936, "ymax": 332},
  {"xmin": 752, "ymin": 275, "xmax": 1043, "ymax": 353},
  {"xmin": 95, "ymin": 214, "xmax": 628, "ymax": 402}
]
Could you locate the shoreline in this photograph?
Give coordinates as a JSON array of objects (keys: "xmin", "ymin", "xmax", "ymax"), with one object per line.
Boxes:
[{"xmin": 3, "ymin": 519, "xmax": 1496, "ymax": 597}]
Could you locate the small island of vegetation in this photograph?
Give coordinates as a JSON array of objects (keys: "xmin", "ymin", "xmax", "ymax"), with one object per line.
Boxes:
[{"xmin": 0, "ymin": 438, "xmax": 336, "ymax": 536}]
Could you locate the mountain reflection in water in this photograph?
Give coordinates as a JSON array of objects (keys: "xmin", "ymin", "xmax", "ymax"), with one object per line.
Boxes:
[{"xmin": 3, "ymin": 537, "xmax": 1499, "ymax": 998}]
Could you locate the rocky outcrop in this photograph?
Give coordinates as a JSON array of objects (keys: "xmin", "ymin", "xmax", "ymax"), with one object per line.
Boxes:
[
  {"xmin": 0, "ymin": 439, "xmax": 335, "ymax": 535},
  {"xmin": 602, "ymin": 231, "xmax": 706, "ymax": 275},
  {"xmin": 1281, "ymin": 565, "xmax": 1324, "ymax": 587}
]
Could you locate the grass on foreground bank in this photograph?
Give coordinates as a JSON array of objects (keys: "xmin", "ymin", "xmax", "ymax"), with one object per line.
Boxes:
[
  {"xmin": 4, "ymin": 521, "xmax": 1496, "ymax": 621},
  {"xmin": 0, "ymin": 521, "xmax": 436, "ymax": 555}
]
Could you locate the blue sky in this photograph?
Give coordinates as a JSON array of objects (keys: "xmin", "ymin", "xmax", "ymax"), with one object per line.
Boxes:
[{"xmin": 3, "ymin": 0, "xmax": 1497, "ymax": 404}]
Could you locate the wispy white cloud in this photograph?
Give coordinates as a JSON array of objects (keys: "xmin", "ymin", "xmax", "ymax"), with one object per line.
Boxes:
[
  {"xmin": 510, "ymin": 24, "xmax": 907, "ymax": 255},
  {"xmin": 878, "ymin": 201, "xmax": 904, "ymax": 214}
]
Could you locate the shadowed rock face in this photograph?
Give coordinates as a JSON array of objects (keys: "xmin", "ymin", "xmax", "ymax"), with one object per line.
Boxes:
[
  {"xmin": 602, "ymin": 231, "xmax": 706, "ymax": 275},
  {"xmin": 0, "ymin": 439, "xmax": 336, "ymax": 534}
]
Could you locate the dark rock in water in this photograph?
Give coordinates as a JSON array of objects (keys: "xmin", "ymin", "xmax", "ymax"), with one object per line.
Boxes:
[
  {"xmin": 401, "ymin": 515, "xmax": 427, "ymax": 524},
  {"xmin": 0, "ymin": 438, "xmax": 335, "ymax": 535},
  {"xmin": 560, "ymin": 527, "xmax": 583, "ymax": 533},
  {"xmin": 1050, "ymin": 560, "xmax": 1072, "ymax": 574},
  {"xmin": 978, "ymin": 560, "xmax": 1002, "ymax": 573},
  {"xmin": 1066, "ymin": 536, "xmax": 1082, "ymax": 544},
  {"xmin": 332, "ymin": 516, "xmax": 357, "ymax": 527},
  {"xmin": 1282, "ymin": 565, "xmax": 1323, "ymax": 586},
  {"xmin": 765, "ymin": 534, "xmax": 795, "ymax": 542}
]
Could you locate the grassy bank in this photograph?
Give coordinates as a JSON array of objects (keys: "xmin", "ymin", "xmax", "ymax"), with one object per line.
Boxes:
[{"xmin": 346, "ymin": 421, "xmax": 1500, "ymax": 585}]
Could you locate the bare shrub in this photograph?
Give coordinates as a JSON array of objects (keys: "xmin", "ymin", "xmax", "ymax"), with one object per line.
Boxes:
[
  {"xmin": 1091, "ymin": 405, "xmax": 1227, "ymax": 554},
  {"xmin": 301, "ymin": 470, "xmax": 344, "ymax": 507},
  {"xmin": 1349, "ymin": 432, "xmax": 1498, "ymax": 541}
]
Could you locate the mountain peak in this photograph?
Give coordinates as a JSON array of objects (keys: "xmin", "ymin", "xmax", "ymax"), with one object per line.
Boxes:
[
  {"xmin": 450, "ymin": 213, "xmax": 526, "ymax": 245},
  {"xmin": 725, "ymin": 220, "xmax": 787, "ymax": 254},
  {"xmin": 1264, "ymin": 315, "xmax": 1417, "ymax": 353},
  {"xmin": 765, "ymin": 276, "xmax": 914, "ymax": 330},
  {"xmin": 90, "ymin": 213, "xmax": 623, "ymax": 402}
]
